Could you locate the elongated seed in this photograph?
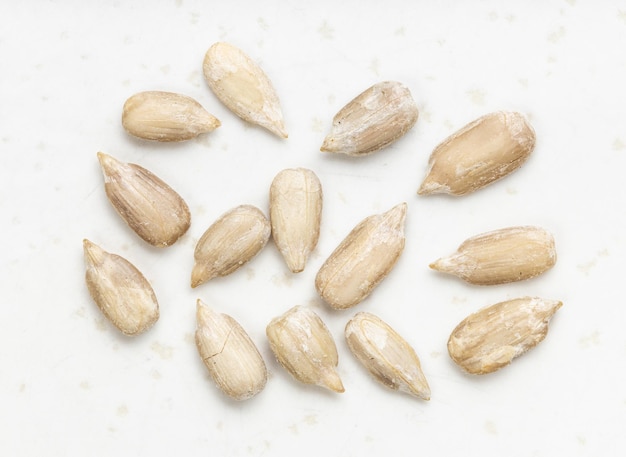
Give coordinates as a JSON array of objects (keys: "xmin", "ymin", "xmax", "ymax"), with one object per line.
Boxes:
[
  {"xmin": 448, "ymin": 297, "xmax": 562, "ymax": 375},
  {"xmin": 430, "ymin": 226, "xmax": 556, "ymax": 285},
  {"xmin": 321, "ymin": 81, "xmax": 419, "ymax": 156},
  {"xmin": 191, "ymin": 205, "xmax": 271, "ymax": 287},
  {"xmin": 203, "ymin": 42, "xmax": 287, "ymax": 138},
  {"xmin": 195, "ymin": 299, "xmax": 267, "ymax": 400},
  {"xmin": 418, "ymin": 111, "xmax": 535, "ymax": 196},
  {"xmin": 345, "ymin": 312, "xmax": 430, "ymax": 400},
  {"xmin": 83, "ymin": 239, "xmax": 159, "ymax": 336},
  {"xmin": 270, "ymin": 168, "xmax": 322, "ymax": 273},
  {"xmin": 122, "ymin": 91, "xmax": 221, "ymax": 141},
  {"xmin": 266, "ymin": 306, "xmax": 344, "ymax": 393},
  {"xmin": 315, "ymin": 203, "xmax": 407, "ymax": 309},
  {"xmin": 97, "ymin": 152, "xmax": 191, "ymax": 247}
]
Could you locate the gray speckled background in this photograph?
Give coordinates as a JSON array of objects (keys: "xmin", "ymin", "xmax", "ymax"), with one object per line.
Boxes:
[{"xmin": 1, "ymin": 1, "xmax": 625, "ymax": 455}]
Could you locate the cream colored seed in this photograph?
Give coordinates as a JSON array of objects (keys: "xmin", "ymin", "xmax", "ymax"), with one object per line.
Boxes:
[
  {"xmin": 315, "ymin": 203, "xmax": 407, "ymax": 310},
  {"xmin": 430, "ymin": 226, "xmax": 556, "ymax": 285},
  {"xmin": 203, "ymin": 42, "xmax": 287, "ymax": 138},
  {"xmin": 121, "ymin": 91, "xmax": 221, "ymax": 142},
  {"xmin": 195, "ymin": 299, "xmax": 267, "ymax": 401},
  {"xmin": 266, "ymin": 306, "xmax": 344, "ymax": 393},
  {"xmin": 191, "ymin": 205, "xmax": 271, "ymax": 288},
  {"xmin": 97, "ymin": 152, "xmax": 191, "ymax": 248},
  {"xmin": 83, "ymin": 239, "xmax": 159, "ymax": 336},
  {"xmin": 418, "ymin": 111, "xmax": 536, "ymax": 196},
  {"xmin": 448, "ymin": 297, "xmax": 562, "ymax": 375},
  {"xmin": 321, "ymin": 81, "xmax": 419, "ymax": 156},
  {"xmin": 345, "ymin": 312, "xmax": 430, "ymax": 400},
  {"xmin": 270, "ymin": 168, "xmax": 322, "ymax": 273}
]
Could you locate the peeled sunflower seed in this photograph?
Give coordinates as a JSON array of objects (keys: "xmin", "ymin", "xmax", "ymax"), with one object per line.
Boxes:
[
  {"xmin": 266, "ymin": 306, "xmax": 344, "ymax": 393},
  {"xmin": 195, "ymin": 299, "xmax": 267, "ymax": 401},
  {"xmin": 121, "ymin": 91, "xmax": 221, "ymax": 142},
  {"xmin": 191, "ymin": 205, "xmax": 271, "ymax": 288},
  {"xmin": 321, "ymin": 81, "xmax": 419, "ymax": 156},
  {"xmin": 203, "ymin": 41, "xmax": 287, "ymax": 138},
  {"xmin": 345, "ymin": 312, "xmax": 430, "ymax": 400},
  {"xmin": 83, "ymin": 239, "xmax": 159, "ymax": 336},
  {"xmin": 270, "ymin": 168, "xmax": 322, "ymax": 273},
  {"xmin": 97, "ymin": 152, "xmax": 191, "ymax": 247},
  {"xmin": 418, "ymin": 111, "xmax": 536, "ymax": 196},
  {"xmin": 315, "ymin": 203, "xmax": 407, "ymax": 310},
  {"xmin": 430, "ymin": 226, "xmax": 556, "ymax": 285},
  {"xmin": 448, "ymin": 297, "xmax": 562, "ymax": 375}
]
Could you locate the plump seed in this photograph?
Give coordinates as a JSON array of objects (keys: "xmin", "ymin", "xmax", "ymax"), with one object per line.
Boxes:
[
  {"xmin": 315, "ymin": 203, "xmax": 407, "ymax": 310},
  {"xmin": 191, "ymin": 205, "xmax": 271, "ymax": 287},
  {"xmin": 270, "ymin": 168, "xmax": 322, "ymax": 273},
  {"xmin": 345, "ymin": 312, "xmax": 430, "ymax": 400},
  {"xmin": 122, "ymin": 91, "xmax": 221, "ymax": 141},
  {"xmin": 266, "ymin": 306, "xmax": 344, "ymax": 393},
  {"xmin": 321, "ymin": 81, "xmax": 419, "ymax": 156},
  {"xmin": 418, "ymin": 111, "xmax": 535, "ymax": 196},
  {"xmin": 195, "ymin": 299, "xmax": 267, "ymax": 400},
  {"xmin": 448, "ymin": 297, "xmax": 562, "ymax": 375},
  {"xmin": 203, "ymin": 42, "xmax": 287, "ymax": 138},
  {"xmin": 430, "ymin": 226, "xmax": 556, "ymax": 285},
  {"xmin": 83, "ymin": 239, "xmax": 159, "ymax": 336},
  {"xmin": 97, "ymin": 152, "xmax": 191, "ymax": 247}
]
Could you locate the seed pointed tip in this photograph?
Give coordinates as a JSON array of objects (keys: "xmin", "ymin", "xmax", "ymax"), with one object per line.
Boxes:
[
  {"xmin": 266, "ymin": 120, "xmax": 288, "ymax": 139},
  {"xmin": 417, "ymin": 176, "xmax": 445, "ymax": 196},
  {"xmin": 320, "ymin": 135, "xmax": 336, "ymax": 153},
  {"xmin": 190, "ymin": 267, "xmax": 204, "ymax": 289},
  {"xmin": 320, "ymin": 369, "xmax": 345, "ymax": 393},
  {"xmin": 384, "ymin": 202, "xmax": 407, "ymax": 226},
  {"xmin": 429, "ymin": 257, "xmax": 450, "ymax": 272},
  {"xmin": 96, "ymin": 151, "xmax": 119, "ymax": 174},
  {"xmin": 415, "ymin": 387, "xmax": 431, "ymax": 401},
  {"xmin": 82, "ymin": 238, "xmax": 104, "ymax": 264},
  {"xmin": 406, "ymin": 374, "xmax": 431, "ymax": 401}
]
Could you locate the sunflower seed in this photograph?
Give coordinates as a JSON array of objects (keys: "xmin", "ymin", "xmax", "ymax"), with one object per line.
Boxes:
[
  {"xmin": 418, "ymin": 111, "xmax": 535, "ymax": 196},
  {"xmin": 191, "ymin": 205, "xmax": 271, "ymax": 287},
  {"xmin": 315, "ymin": 203, "xmax": 406, "ymax": 309},
  {"xmin": 447, "ymin": 297, "xmax": 562, "ymax": 375},
  {"xmin": 345, "ymin": 312, "xmax": 430, "ymax": 400},
  {"xmin": 430, "ymin": 226, "xmax": 556, "ymax": 285},
  {"xmin": 321, "ymin": 81, "xmax": 419, "ymax": 156},
  {"xmin": 266, "ymin": 306, "xmax": 344, "ymax": 393},
  {"xmin": 97, "ymin": 152, "xmax": 191, "ymax": 247},
  {"xmin": 203, "ymin": 42, "xmax": 287, "ymax": 138},
  {"xmin": 195, "ymin": 299, "xmax": 267, "ymax": 400},
  {"xmin": 121, "ymin": 91, "xmax": 220, "ymax": 142},
  {"xmin": 83, "ymin": 239, "xmax": 159, "ymax": 336},
  {"xmin": 270, "ymin": 168, "xmax": 322, "ymax": 273}
]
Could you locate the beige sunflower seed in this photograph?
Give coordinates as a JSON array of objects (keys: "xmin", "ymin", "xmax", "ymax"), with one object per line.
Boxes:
[
  {"xmin": 122, "ymin": 91, "xmax": 220, "ymax": 142},
  {"xmin": 195, "ymin": 299, "xmax": 267, "ymax": 400},
  {"xmin": 83, "ymin": 239, "xmax": 159, "ymax": 336},
  {"xmin": 430, "ymin": 226, "xmax": 556, "ymax": 285},
  {"xmin": 270, "ymin": 168, "xmax": 322, "ymax": 273},
  {"xmin": 203, "ymin": 42, "xmax": 287, "ymax": 138},
  {"xmin": 315, "ymin": 203, "xmax": 407, "ymax": 310},
  {"xmin": 418, "ymin": 111, "xmax": 536, "ymax": 196},
  {"xmin": 448, "ymin": 297, "xmax": 562, "ymax": 375},
  {"xmin": 321, "ymin": 81, "xmax": 419, "ymax": 156},
  {"xmin": 97, "ymin": 152, "xmax": 191, "ymax": 247},
  {"xmin": 345, "ymin": 312, "xmax": 430, "ymax": 400},
  {"xmin": 266, "ymin": 306, "xmax": 344, "ymax": 393},
  {"xmin": 191, "ymin": 205, "xmax": 271, "ymax": 288}
]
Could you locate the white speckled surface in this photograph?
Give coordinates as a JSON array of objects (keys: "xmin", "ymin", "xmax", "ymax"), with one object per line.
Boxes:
[{"xmin": 2, "ymin": 1, "xmax": 626, "ymax": 455}]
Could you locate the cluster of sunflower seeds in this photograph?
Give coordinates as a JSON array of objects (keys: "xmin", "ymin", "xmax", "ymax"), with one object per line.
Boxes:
[{"xmin": 83, "ymin": 41, "xmax": 562, "ymax": 402}]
